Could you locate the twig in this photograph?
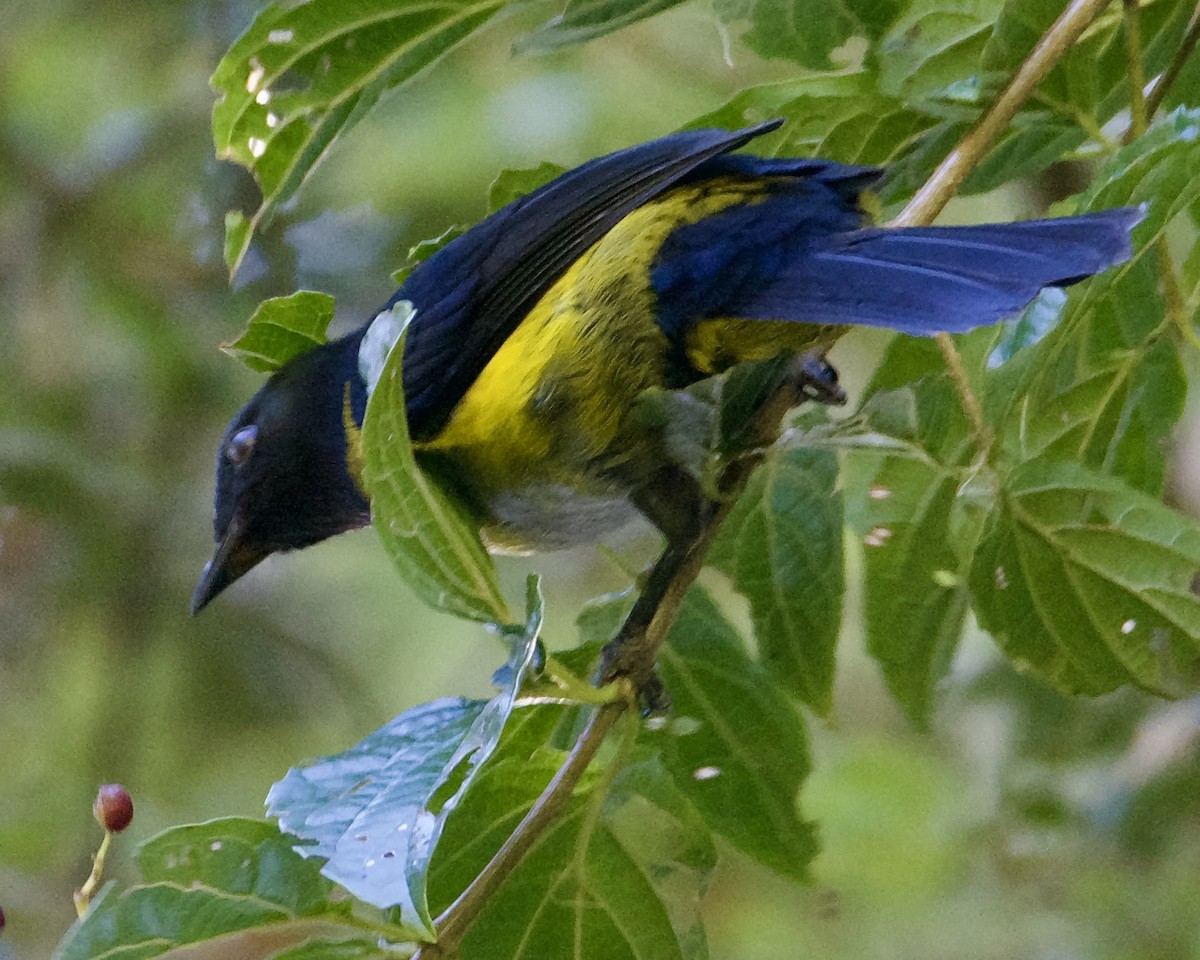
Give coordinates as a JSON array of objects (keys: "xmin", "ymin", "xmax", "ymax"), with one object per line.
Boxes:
[
  {"xmin": 1142, "ymin": 0, "xmax": 1200, "ymax": 124},
  {"xmin": 891, "ymin": 0, "xmax": 1114, "ymax": 459},
  {"xmin": 1123, "ymin": 0, "xmax": 1149, "ymax": 139}
]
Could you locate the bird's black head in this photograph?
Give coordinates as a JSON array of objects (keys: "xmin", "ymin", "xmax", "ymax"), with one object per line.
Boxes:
[{"xmin": 191, "ymin": 331, "xmax": 370, "ymax": 614}]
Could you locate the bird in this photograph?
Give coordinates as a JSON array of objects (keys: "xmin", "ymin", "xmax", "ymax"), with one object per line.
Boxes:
[{"xmin": 192, "ymin": 119, "xmax": 1140, "ymax": 614}]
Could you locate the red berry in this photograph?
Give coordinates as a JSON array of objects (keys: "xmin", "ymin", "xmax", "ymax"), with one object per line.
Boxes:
[{"xmin": 93, "ymin": 784, "xmax": 134, "ymax": 833}]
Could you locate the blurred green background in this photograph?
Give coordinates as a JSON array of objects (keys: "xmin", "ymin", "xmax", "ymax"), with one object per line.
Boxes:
[{"xmin": 3, "ymin": 1, "xmax": 1200, "ymax": 957}]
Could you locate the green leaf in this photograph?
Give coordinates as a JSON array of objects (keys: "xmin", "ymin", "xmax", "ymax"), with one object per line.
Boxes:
[
  {"xmin": 428, "ymin": 732, "xmax": 702, "ymax": 960},
  {"xmin": 487, "ymin": 161, "xmax": 567, "ymax": 213},
  {"xmin": 688, "ymin": 73, "xmax": 944, "ymax": 168},
  {"xmin": 516, "ymin": 0, "xmax": 689, "ymax": 54},
  {"xmin": 838, "ymin": 330, "xmax": 1003, "ymax": 726},
  {"xmin": 604, "ymin": 756, "xmax": 719, "ymax": 959},
  {"xmin": 970, "ymin": 458, "xmax": 1200, "ymax": 696},
  {"xmin": 211, "ymin": 0, "xmax": 505, "ymax": 275},
  {"xmin": 268, "ymin": 584, "xmax": 542, "ymax": 933},
  {"xmin": 845, "ymin": 450, "xmax": 971, "ymax": 727},
  {"xmin": 391, "ymin": 225, "xmax": 466, "ymax": 286},
  {"xmin": 1000, "ymin": 110, "xmax": 1198, "ymax": 495},
  {"xmin": 53, "ymin": 819, "xmax": 369, "ymax": 960},
  {"xmin": 652, "ymin": 586, "xmax": 817, "ymax": 881},
  {"xmin": 708, "ymin": 446, "xmax": 843, "ymax": 715},
  {"xmin": 220, "ymin": 291, "xmax": 335, "ymax": 372},
  {"xmin": 876, "ymin": 0, "xmax": 1004, "ymax": 100},
  {"xmin": 359, "ymin": 302, "xmax": 511, "ymax": 623},
  {"xmin": 713, "ymin": 0, "xmax": 860, "ymax": 70}
]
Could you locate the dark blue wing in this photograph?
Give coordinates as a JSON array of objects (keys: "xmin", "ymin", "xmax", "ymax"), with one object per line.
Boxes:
[
  {"xmin": 393, "ymin": 120, "xmax": 791, "ymax": 439},
  {"xmin": 652, "ymin": 167, "xmax": 1140, "ymax": 339}
]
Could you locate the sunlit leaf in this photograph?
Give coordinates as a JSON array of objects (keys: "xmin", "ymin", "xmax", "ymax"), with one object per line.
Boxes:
[
  {"xmin": 221, "ymin": 290, "xmax": 335, "ymax": 372},
  {"xmin": 970, "ymin": 458, "xmax": 1200, "ymax": 695},
  {"xmin": 268, "ymin": 583, "xmax": 542, "ymax": 933},
  {"xmin": 212, "ymin": 0, "xmax": 505, "ymax": 274},
  {"xmin": 359, "ymin": 302, "xmax": 510, "ymax": 624}
]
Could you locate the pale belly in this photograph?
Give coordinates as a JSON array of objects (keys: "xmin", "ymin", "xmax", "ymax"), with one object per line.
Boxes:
[{"xmin": 479, "ymin": 483, "xmax": 643, "ymax": 553}]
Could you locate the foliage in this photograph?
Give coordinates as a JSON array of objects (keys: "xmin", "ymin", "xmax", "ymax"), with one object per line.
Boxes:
[{"xmin": 22, "ymin": 0, "xmax": 1200, "ymax": 958}]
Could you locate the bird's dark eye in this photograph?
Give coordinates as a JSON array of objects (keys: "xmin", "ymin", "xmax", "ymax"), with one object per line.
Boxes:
[{"xmin": 226, "ymin": 425, "xmax": 258, "ymax": 465}]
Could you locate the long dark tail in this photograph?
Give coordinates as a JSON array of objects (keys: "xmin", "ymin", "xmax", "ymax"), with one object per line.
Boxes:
[{"xmin": 732, "ymin": 208, "xmax": 1142, "ymax": 334}]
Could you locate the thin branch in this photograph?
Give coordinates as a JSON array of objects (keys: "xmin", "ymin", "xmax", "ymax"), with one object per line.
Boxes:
[
  {"xmin": 891, "ymin": 0, "xmax": 1114, "ymax": 460},
  {"xmin": 1123, "ymin": 0, "xmax": 1149, "ymax": 139},
  {"xmin": 1143, "ymin": 0, "xmax": 1200, "ymax": 122}
]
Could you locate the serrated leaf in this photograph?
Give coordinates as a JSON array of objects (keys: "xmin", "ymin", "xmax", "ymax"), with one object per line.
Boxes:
[
  {"xmin": 53, "ymin": 819, "xmax": 369, "ymax": 960},
  {"xmin": 516, "ymin": 0, "xmax": 688, "ymax": 54},
  {"xmin": 427, "ymin": 735, "xmax": 698, "ymax": 960},
  {"xmin": 687, "ymin": 72, "xmax": 946, "ymax": 171},
  {"xmin": 138, "ymin": 818, "xmax": 338, "ymax": 912},
  {"xmin": 487, "ymin": 162, "xmax": 567, "ymax": 213},
  {"xmin": 212, "ymin": 0, "xmax": 505, "ymax": 274},
  {"xmin": 970, "ymin": 458, "xmax": 1200, "ymax": 695},
  {"xmin": 845, "ymin": 452, "xmax": 971, "ymax": 727},
  {"xmin": 708, "ymin": 446, "xmax": 842, "ymax": 715},
  {"xmin": 221, "ymin": 291, "xmax": 335, "ymax": 372},
  {"xmin": 1001, "ymin": 110, "xmax": 1198, "ymax": 495},
  {"xmin": 876, "ymin": 0, "xmax": 1004, "ymax": 100},
  {"xmin": 652, "ymin": 586, "xmax": 817, "ymax": 881},
  {"xmin": 268, "ymin": 586, "xmax": 542, "ymax": 933},
  {"xmin": 984, "ymin": 0, "xmax": 1196, "ymax": 123},
  {"xmin": 359, "ymin": 303, "xmax": 510, "ymax": 624}
]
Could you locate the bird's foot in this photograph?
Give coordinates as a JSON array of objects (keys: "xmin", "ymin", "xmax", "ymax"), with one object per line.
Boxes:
[
  {"xmin": 598, "ymin": 637, "xmax": 673, "ymax": 717},
  {"xmin": 794, "ymin": 352, "xmax": 846, "ymax": 407}
]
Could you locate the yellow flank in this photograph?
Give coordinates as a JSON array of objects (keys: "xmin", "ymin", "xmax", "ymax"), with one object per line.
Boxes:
[
  {"xmin": 684, "ymin": 318, "xmax": 842, "ymax": 374},
  {"xmin": 418, "ymin": 176, "xmax": 841, "ymax": 547}
]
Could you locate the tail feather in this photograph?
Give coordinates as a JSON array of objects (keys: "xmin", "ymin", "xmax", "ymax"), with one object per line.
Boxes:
[{"xmin": 730, "ymin": 207, "xmax": 1142, "ymax": 335}]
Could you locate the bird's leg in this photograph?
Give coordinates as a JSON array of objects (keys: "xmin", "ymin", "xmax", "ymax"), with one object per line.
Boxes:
[{"xmin": 599, "ymin": 350, "xmax": 845, "ymax": 713}]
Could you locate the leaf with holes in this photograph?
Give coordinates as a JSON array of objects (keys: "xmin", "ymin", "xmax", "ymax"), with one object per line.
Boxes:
[
  {"xmin": 970, "ymin": 458, "xmax": 1200, "ymax": 696},
  {"xmin": 212, "ymin": 0, "xmax": 505, "ymax": 274},
  {"xmin": 651, "ymin": 586, "xmax": 817, "ymax": 881},
  {"xmin": 267, "ymin": 581, "xmax": 542, "ymax": 935},
  {"xmin": 708, "ymin": 446, "xmax": 842, "ymax": 715},
  {"xmin": 53, "ymin": 818, "xmax": 386, "ymax": 960}
]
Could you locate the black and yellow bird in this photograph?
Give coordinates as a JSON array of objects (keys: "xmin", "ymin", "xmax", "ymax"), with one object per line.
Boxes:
[{"xmin": 192, "ymin": 120, "xmax": 1138, "ymax": 613}]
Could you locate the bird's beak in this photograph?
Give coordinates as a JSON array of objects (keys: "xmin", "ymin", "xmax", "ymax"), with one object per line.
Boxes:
[{"xmin": 190, "ymin": 514, "xmax": 269, "ymax": 615}]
